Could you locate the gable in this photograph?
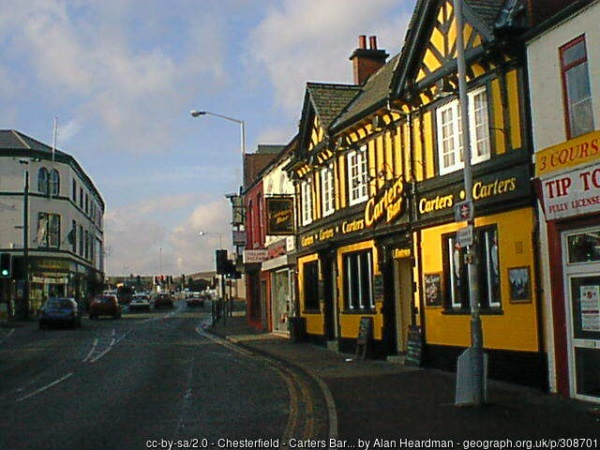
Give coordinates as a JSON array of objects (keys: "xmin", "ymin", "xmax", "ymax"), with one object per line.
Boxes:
[{"xmin": 392, "ymin": 0, "xmax": 505, "ymax": 102}]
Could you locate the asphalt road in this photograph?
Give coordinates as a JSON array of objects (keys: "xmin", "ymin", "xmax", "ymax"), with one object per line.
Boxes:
[{"xmin": 0, "ymin": 302, "xmax": 328, "ymax": 450}]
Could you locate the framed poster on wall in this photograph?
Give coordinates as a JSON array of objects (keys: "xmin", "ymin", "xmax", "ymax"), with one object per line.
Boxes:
[{"xmin": 424, "ymin": 273, "xmax": 442, "ymax": 307}]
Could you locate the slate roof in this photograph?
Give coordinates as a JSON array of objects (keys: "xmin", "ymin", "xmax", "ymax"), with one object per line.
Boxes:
[
  {"xmin": 306, "ymin": 82, "xmax": 361, "ymax": 130},
  {"xmin": 0, "ymin": 129, "xmax": 66, "ymax": 157}
]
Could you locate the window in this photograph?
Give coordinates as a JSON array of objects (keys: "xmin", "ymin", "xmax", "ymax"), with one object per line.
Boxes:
[
  {"xmin": 38, "ymin": 168, "xmax": 49, "ymax": 194},
  {"xmin": 79, "ymin": 225, "xmax": 84, "ymax": 255},
  {"xmin": 70, "ymin": 220, "xmax": 77, "ymax": 252},
  {"xmin": 436, "ymin": 87, "xmax": 491, "ymax": 175},
  {"xmin": 37, "ymin": 213, "xmax": 60, "ymax": 248},
  {"xmin": 79, "ymin": 187, "xmax": 83, "ymax": 209},
  {"xmin": 72, "ymin": 179, "xmax": 77, "ymax": 202},
  {"xmin": 560, "ymin": 35, "xmax": 594, "ymax": 138},
  {"xmin": 50, "ymin": 169, "xmax": 60, "ymax": 196},
  {"xmin": 347, "ymin": 147, "xmax": 368, "ymax": 205},
  {"xmin": 321, "ymin": 166, "xmax": 335, "ymax": 217},
  {"xmin": 303, "ymin": 261, "xmax": 320, "ymax": 311},
  {"xmin": 343, "ymin": 249, "xmax": 374, "ymax": 311},
  {"xmin": 444, "ymin": 226, "xmax": 501, "ymax": 311},
  {"xmin": 301, "ymin": 181, "xmax": 313, "ymax": 226}
]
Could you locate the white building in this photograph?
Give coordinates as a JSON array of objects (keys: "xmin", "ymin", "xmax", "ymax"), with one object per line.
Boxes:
[
  {"xmin": 0, "ymin": 130, "xmax": 105, "ymax": 318},
  {"xmin": 527, "ymin": 0, "xmax": 600, "ymax": 403}
]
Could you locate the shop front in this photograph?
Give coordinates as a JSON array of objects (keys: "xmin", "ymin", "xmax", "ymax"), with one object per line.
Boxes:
[
  {"xmin": 415, "ymin": 160, "xmax": 546, "ymax": 387},
  {"xmin": 536, "ymin": 130, "xmax": 600, "ymax": 402},
  {"xmin": 262, "ymin": 237, "xmax": 296, "ymax": 334}
]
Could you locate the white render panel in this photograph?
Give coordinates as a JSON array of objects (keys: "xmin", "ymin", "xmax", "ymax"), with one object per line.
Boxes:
[{"xmin": 527, "ymin": 1, "xmax": 600, "ymax": 153}]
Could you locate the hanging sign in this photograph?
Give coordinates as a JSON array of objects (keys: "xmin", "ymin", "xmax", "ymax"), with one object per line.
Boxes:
[{"xmin": 266, "ymin": 197, "xmax": 295, "ymax": 235}]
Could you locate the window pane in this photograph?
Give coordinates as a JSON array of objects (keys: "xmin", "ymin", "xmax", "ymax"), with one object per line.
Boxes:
[
  {"xmin": 568, "ymin": 231, "xmax": 600, "ymax": 264},
  {"xmin": 562, "ymin": 40, "xmax": 586, "ymax": 66}
]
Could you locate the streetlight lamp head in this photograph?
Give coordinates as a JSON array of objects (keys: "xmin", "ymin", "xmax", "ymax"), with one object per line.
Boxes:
[{"xmin": 190, "ymin": 110, "xmax": 206, "ymax": 118}]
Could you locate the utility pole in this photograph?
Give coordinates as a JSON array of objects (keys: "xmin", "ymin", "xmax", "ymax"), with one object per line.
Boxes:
[{"xmin": 454, "ymin": 0, "xmax": 486, "ymax": 406}]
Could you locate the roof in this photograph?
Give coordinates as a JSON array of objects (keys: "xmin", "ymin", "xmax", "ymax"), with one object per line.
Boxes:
[
  {"xmin": 306, "ymin": 82, "xmax": 361, "ymax": 130},
  {"xmin": 332, "ymin": 53, "xmax": 400, "ymax": 131},
  {"xmin": 0, "ymin": 129, "xmax": 67, "ymax": 157}
]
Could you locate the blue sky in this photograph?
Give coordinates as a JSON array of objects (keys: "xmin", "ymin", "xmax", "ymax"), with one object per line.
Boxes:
[{"xmin": 1, "ymin": 0, "xmax": 416, "ymax": 276}]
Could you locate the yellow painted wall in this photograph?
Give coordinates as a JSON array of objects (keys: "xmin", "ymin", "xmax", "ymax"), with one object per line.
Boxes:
[{"xmin": 419, "ymin": 207, "xmax": 539, "ymax": 352}]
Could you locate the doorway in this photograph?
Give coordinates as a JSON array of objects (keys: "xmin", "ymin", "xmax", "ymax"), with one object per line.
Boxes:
[
  {"xmin": 563, "ymin": 227, "xmax": 600, "ymax": 403},
  {"xmin": 394, "ymin": 257, "xmax": 413, "ymax": 353}
]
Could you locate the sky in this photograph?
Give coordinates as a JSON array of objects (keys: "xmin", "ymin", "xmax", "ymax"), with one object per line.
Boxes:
[{"xmin": 0, "ymin": 0, "xmax": 416, "ymax": 277}]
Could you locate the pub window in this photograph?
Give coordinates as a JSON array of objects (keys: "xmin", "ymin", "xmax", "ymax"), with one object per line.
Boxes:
[
  {"xmin": 38, "ymin": 168, "xmax": 49, "ymax": 194},
  {"xmin": 321, "ymin": 165, "xmax": 335, "ymax": 217},
  {"xmin": 347, "ymin": 146, "xmax": 368, "ymax": 206},
  {"xmin": 301, "ymin": 180, "xmax": 313, "ymax": 226},
  {"xmin": 436, "ymin": 86, "xmax": 491, "ymax": 175},
  {"xmin": 343, "ymin": 249, "xmax": 375, "ymax": 311},
  {"xmin": 303, "ymin": 261, "xmax": 320, "ymax": 311},
  {"xmin": 560, "ymin": 35, "xmax": 594, "ymax": 138},
  {"xmin": 37, "ymin": 213, "xmax": 61, "ymax": 248},
  {"xmin": 444, "ymin": 225, "xmax": 501, "ymax": 311}
]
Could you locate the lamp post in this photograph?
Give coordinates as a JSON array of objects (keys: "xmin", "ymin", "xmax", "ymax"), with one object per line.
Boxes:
[
  {"xmin": 18, "ymin": 158, "xmax": 39, "ymax": 319},
  {"xmin": 454, "ymin": 0, "xmax": 486, "ymax": 406}
]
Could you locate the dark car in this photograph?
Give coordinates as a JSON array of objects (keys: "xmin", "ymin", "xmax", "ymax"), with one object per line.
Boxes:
[
  {"xmin": 185, "ymin": 293, "xmax": 205, "ymax": 308},
  {"xmin": 152, "ymin": 293, "xmax": 174, "ymax": 309},
  {"xmin": 89, "ymin": 294, "xmax": 122, "ymax": 319},
  {"xmin": 39, "ymin": 298, "xmax": 82, "ymax": 329}
]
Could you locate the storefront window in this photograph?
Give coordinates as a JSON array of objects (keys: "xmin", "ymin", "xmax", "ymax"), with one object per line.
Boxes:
[
  {"xmin": 303, "ymin": 261, "xmax": 319, "ymax": 311},
  {"xmin": 567, "ymin": 231, "xmax": 600, "ymax": 264},
  {"xmin": 343, "ymin": 249, "xmax": 374, "ymax": 311},
  {"xmin": 444, "ymin": 226, "xmax": 501, "ymax": 311}
]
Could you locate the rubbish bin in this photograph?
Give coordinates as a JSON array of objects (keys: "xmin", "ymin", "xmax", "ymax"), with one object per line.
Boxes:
[{"xmin": 288, "ymin": 316, "xmax": 306, "ymax": 343}]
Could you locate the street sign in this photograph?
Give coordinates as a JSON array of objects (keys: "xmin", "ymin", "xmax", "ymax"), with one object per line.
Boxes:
[
  {"xmin": 454, "ymin": 200, "xmax": 474, "ymax": 222},
  {"xmin": 456, "ymin": 225, "xmax": 473, "ymax": 248}
]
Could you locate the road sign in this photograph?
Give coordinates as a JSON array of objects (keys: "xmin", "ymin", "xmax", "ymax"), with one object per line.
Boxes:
[
  {"xmin": 455, "ymin": 200, "xmax": 474, "ymax": 222},
  {"xmin": 456, "ymin": 225, "xmax": 473, "ymax": 248}
]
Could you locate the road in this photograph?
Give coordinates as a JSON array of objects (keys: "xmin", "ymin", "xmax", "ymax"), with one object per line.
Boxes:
[{"xmin": 0, "ymin": 302, "xmax": 329, "ymax": 450}]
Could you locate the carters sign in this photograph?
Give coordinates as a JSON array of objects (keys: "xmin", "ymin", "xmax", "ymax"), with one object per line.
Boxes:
[
  {"xmin": 266, "ymin": 197, "xmax": 294, "ymax": 235},
  {"xmin": 364, "ymin": 178, "xmax": 405, "ymax": 227}
]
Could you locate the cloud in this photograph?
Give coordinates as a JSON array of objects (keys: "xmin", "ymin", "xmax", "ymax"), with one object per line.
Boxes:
[
  {"xmin": 104, "ymin": 193, "xmax": 230, "ymax": 275},
  {"xmin": 245, "ymin": 0, "xmax": 413, "ymax": 112}
]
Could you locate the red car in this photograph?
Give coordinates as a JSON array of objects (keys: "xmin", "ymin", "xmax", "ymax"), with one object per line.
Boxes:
[{"xmin": 89, "ymin": 295, "xmax": 122, "ymax": 319}]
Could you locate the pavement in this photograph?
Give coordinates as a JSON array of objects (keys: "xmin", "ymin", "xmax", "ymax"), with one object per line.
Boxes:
[{"xmin": 209, "ymin": 311, "xmax": 600, "ymax": 443}]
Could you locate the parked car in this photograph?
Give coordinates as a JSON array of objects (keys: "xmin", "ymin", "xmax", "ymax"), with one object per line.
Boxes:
[
  {"xmin": 129, "ymin": 294, "xmax": 151, "ymax": 311},
  {"xmin": 39, "ymin": 297, "xmax": 82, "ymax": 329},
  {"xmin": 152, "ymin": 293, "xmax": 174, "ymax": 309},
  {"xmin": 89, "ymin": 294, "xmax": 122, "ymax": 319}
]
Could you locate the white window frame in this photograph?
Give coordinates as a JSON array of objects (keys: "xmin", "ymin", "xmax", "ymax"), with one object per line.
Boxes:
[
  {"xmin": 436, "ymin": 86, "xmax": 490, "ymax": 175},
  {"xmin": 320, "ymin": 165, "xmax": 335, "ymax": 217},
  {"xmin": 347, "ymin": 147, "xmax": 369, "ymax": 206},
  {"xmin": 301, "ymin": 180, "xmax": 313, "ymax": 226}
]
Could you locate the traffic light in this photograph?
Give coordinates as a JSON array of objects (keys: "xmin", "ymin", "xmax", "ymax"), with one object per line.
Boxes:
[
  {"xmin": 216, "ymin": 249, "xmax": 228, "ymax": 274},
  {"xmin": 0, "ymin": 253, "xmax": 12, "ymax": 278}
]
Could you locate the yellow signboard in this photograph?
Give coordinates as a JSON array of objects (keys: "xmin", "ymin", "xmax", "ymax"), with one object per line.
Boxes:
[{"xmin": 535, "ymin": 130, "xmax": 600, "ymax": 178}]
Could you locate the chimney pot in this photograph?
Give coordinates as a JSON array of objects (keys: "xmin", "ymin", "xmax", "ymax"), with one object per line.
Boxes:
[
  {"xmin": 369, "ymin": 36, "xmax": 377, "ymax": 50},
  {"xmin": 358, "ymin": 35, "xmax": 367, "ymax": 49}
]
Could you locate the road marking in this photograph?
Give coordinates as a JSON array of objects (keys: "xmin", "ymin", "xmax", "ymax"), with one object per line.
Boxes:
[
  {"xmin": 0, "ymin": 328, "xmax": 15, "ymax": 345},
  {"xmin": 16, "ymin": 372, "xmax": 74, "ymax": 403},
  {"xmin": 82, "ymin": 338, "xmax": 99, "ymax": 362}
]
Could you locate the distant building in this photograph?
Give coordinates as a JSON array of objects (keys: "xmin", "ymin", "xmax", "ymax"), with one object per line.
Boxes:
[{"xmin": 0, "ymin": 130, "xmax": 105, "ymax": 318}]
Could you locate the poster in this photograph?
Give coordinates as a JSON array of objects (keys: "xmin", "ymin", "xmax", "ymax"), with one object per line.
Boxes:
[{"xmin": 580, "ymin": 285, "xmax": 600, "ymax": 332}]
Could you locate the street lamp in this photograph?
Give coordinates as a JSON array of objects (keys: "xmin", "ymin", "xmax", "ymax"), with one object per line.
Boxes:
[
  {"xmin": 198, "ymin": 231, "xmax": 223, "ymax": 249},
  {"xmin": 190, "ymin": 110, "xmax": 246, "ymax": 157}
]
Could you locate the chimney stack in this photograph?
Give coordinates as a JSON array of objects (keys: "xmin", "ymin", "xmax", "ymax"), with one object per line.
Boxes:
[{"xmin": 350, "ymin": 35, "xmax": 389, "ymax": 85}]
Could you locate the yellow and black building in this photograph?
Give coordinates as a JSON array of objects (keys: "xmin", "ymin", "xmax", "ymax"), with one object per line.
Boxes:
[{"xmin": 287, "ymin": 0, "xmax": 546, "ymax": 387}]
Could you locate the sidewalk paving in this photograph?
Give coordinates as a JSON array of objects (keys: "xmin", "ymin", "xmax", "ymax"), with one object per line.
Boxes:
[{"xmin": 210, "ymin": 313, "xmax": 600, "ymax": 441}]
